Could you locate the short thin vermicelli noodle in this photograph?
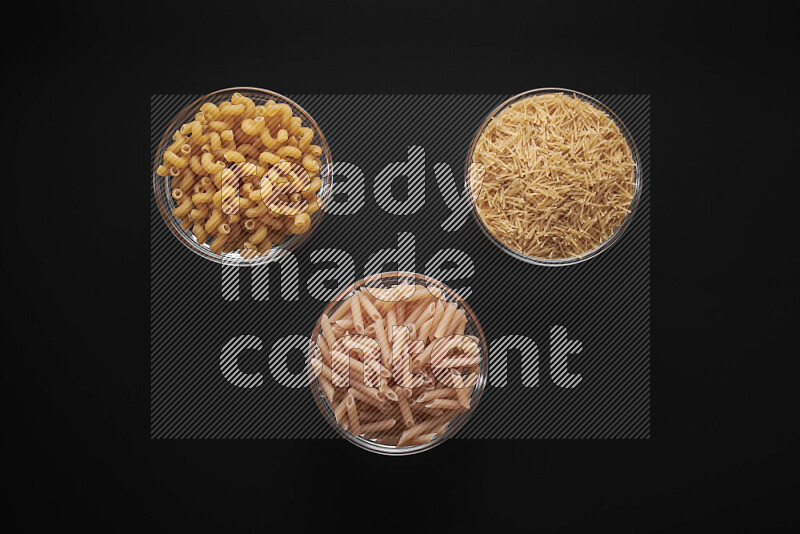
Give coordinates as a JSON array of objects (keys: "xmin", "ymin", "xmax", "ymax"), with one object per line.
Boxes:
[{"xmin": 471, "ymin": 92, "xmax": 636, "ymax": 259}]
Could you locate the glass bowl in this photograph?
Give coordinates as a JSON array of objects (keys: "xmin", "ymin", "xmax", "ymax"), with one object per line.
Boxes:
[
  {"xmin": 308, "ymin": 272, "xmax": 488, "ymax": 455},
  {"xmin": 152, "ymin": 87, "xmax": 333, "ymax": 266},
  {"xmin": 466, "ymin": 87, "xmax": 642, "ymax": 266}
]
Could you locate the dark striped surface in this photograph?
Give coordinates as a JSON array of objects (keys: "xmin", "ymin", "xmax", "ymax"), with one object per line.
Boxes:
[{"xmin": 151, "ymin": 94, "xmax": 650, "ymax": 439}]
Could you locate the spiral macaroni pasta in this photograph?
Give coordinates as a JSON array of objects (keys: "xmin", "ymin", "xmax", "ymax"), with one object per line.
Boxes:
[{"xmin": 157, "ymin": 92, "xmax": 325, "ymax": 257}]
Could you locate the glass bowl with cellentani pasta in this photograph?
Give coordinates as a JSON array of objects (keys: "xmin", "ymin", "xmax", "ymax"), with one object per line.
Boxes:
[
  {"xmin": 467, "ymin": 88, "xmax": 642, "ymax": 266},
  {"xmin": 152, "ymin": 87, "xmax": 332, "ymax": 265},
  {"xmin": 308, "ymin": 272, "xmax": 488, "ymax": 455}
]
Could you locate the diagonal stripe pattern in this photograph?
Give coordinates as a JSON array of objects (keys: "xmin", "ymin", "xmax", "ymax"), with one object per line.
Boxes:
[{"xmin": 151, "ymin": 94, "xmax": 650, "ymax": 439}]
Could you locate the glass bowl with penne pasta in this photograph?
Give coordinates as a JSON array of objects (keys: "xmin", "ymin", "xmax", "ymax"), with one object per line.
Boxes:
[
  {"xmin": 308, "ymin": 272, "xmax": 488, "ymax": 455},
  {"xmin": 466, "ymin": 88, "xmax": 642, "ymax": 266},
  {"xmin": 152, "ymin": 87, "xmax": 333, "ymax": 265}
]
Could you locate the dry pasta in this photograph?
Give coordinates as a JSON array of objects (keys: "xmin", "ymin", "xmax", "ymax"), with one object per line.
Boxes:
[
  {"xmin": 470, "ymin": 92, "xmax": 636, "ymax": 260},
  {"xmin": 158, "ymin": 92, "xmax": 325, "ymax": 257},
  {"xmin": 309, "ymin": 277, "xmax": 483, "ymax": 448}
]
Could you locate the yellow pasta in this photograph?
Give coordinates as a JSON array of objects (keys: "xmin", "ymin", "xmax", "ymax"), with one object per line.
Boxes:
[
  {"xmin": 163, "ymin": 150, "xmax": 188, "ymax": 169},
  {"xmin": 276, "ymin": 146, "xmax": 302, "ymax": 159},
  {"xmin": 171, "ymin": 197, "xmax": 193, "ymax": 218},
  {"xmin": 191, "ymin": 191, "xmax": 214, "ymax": 204},
  {"xmin": 200, "ymin": 153, "xmax": 225, "ymax": 174},
  {"xmin": 260, "ymin": 127, "xmax": 288, "ymax": 149},
  {"xmin": 219, "ymin": 102, "xmax": 245, "ymax": 116},
  {"xmin": 208, "ymin": 233, "xmax": 227, "ymax": 254},
  {"xmin": 287, "ymin": 212, "xmax": 310, "ymax": 234},
  {"xmin": 224, "ymin": 150, "xmax": 245, "ymax": 163},
  {"xmin": 188, "ymin": 155, "xmax": 205, "ymax": 175},
  {"xmin": 242, "ymin": 117, "xmax": 266, "ymax": 135},
  {"xmin": 302, "ymin": 154, "xmax": 320, "ymax": 173},
  {"xmin": 200, "ymin": 102, "xmax": 219, "ymax": 119},
  {"xmin": 158, "ymin": 92, "xmax": 326, "ymax": 258},
  {"xmin": 204, "ymin": 208, "xmax": 223, "ymax": 233}
]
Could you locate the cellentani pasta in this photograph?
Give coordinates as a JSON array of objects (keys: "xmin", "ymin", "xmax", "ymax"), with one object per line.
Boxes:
[
  {"xmin": 470, "ymin": 92, "xmax": 636, "ymax": 260},
  {"xmin": 309, "ymin": 278, "xmax": 483, "ymax": 448},
  {"xmin": 156, "ymin": 92, "xmax": 325, "ymax": 257}
]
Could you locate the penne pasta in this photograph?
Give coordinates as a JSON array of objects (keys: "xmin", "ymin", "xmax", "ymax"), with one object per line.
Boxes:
[
  {"xmin": 417, "ymin": 319, "xmax": 434, "ymax": 344},
  {"xmin": 345, "ymin": 392, "xmax": 361, "ymax": 436},
  {"xmin": 412, "ymin": 302, "xmax": 436, "ymax": 335},
  {"xmin": 357, "ymin": 291, "xmax": 382, "ymax": 322},
  {"xmin": 434, "ymin": 301, "xmax": 458, "ymax": 339},
  {"xmin": 424, "ymin": 398, "xmax": 464, "ymax": 410},
  {"xmin": 405, "ymin": 432, "xmax": 439, "ymax": 446},
  {"xmin": 335, "ymin": 318, "xmax": 354, "ymax": 330},
  {"xmin": 360, "ymin": 419, "xmax": 396, "ymax": 434},
  {"xmin": 450, "ymin": 372, "xmax": 472, "ymax": 410},
  {"xmin": 334, "ymin": 396, "xmax": 348, "ymax": 424},
  {"xmin": 350, "ymin": 294, "xmax": 364, "ymax": 333},
  {"xmin": 416, "ymin": 388, "xmax": 456, "ymax": 403},
  {"xmin": 396, "ymin": 386, "xmax": 415, "ymax": 428},
  {"xmin": 310, "ymin": 275, "xmax": 485, "ymax": 448},
  {"xmin": 348, "ymin": 387, "xmax": 388, "ymax": 413},
  {"xmin": 398, "ymin": 415, "xmax": 450, "ymax": 446},
  {"xmin": 316, "ymin": 334, "xmax": 331, "ymax": 366},
  {"xmin": 372, "ymin": 318, "xmax": 392, "ymax": 369},
  {"xmin": 318, "ymin": 375, "xmax": 335, "ymax": 402},
  {"xmin": 320, "ymin": 314, "xmax": 337, "ymax": 349}
]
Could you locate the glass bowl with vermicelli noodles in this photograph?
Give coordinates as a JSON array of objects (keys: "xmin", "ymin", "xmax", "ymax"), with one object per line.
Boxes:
[
  {"xmin": 466, "ymin": 88, "xmax": 642, "ymax": 266},
  {"xmin": 307, "ymin": 272, "xmax": 488, "ymax": 455},
  {"xmin": 152, "ymin": 87, "xmax": 333, "ymax": 265}
]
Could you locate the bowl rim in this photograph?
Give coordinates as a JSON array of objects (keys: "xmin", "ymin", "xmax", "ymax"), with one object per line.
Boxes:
[
  {"xmin": 465, "ymin": 87, "xmax": 643, "ymax": 267},
  {"xmin": 307, "ymin": 271, "xmax": 489, "ymax": 456},
  {"xmin": 152, "ymin": 86, "xmax": 333, "ymax": 266}
]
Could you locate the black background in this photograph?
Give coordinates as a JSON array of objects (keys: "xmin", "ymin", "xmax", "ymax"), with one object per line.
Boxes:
[{"xmin": 4, "ymin": 0, "xmax": 795, "ymax": 532}]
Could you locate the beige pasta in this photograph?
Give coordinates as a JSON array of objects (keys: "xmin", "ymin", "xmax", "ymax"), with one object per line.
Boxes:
[
  {"xmin": 470, "ymin": 92, "xmax": 636, "ymax": 260},
  {"xmin": 344, "ymin": 392, "xmax": 361, "ymax": 436},
  {"xmin": 309, "ymin": 277, "xmax": 483, "ymax": 448}
]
